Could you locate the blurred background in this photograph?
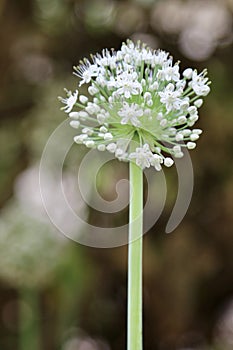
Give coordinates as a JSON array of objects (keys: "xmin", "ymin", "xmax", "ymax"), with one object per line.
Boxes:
[{"xmin": 0, "ymin": 0, "xmax": 233, "ymax": 349}]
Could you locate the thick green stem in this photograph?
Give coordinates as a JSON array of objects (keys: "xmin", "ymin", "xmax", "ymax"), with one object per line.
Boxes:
[{"xmin": 127, "ymin": 158, "xmax": 143, "ymax": 350}]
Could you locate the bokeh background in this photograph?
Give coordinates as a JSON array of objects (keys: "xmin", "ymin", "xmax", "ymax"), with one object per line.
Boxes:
[{"xmin": 0, "ymin": 0, "xmax": 233, "ymax": 349}]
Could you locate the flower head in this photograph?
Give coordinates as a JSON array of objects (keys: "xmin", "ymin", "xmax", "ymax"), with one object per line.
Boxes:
[{"xmin": 59, "ymin": 40, "xmax": 211, "ymax": 170}]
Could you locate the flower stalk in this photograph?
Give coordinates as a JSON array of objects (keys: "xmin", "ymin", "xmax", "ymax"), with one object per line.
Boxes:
[
  {"xmin": 128, "ymin": 149, "xmax": 143, "ymax": 350},
  {"xmin": 59, "ymin": 39, "xmax": 211, "ymax": 350},
  {"xmin": 19, "ymin": 288, "xmax": 40, "ymax": 350}
]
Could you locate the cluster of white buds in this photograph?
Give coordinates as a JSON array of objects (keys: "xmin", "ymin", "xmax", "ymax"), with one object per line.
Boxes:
[{"xmin": 59, "ymin": 40, "xmax": 210, "ymax": 170}]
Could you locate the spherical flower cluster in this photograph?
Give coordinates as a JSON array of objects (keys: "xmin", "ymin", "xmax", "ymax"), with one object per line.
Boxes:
[
  {"xmin": 0, "ymin": 165, "xmax": 78, "ymax": 289},
  {"xmin": 0, "ymin": 203, "xmax": 65, "ymax": 288},
  {"xmin": 59, "ymin": 40, "xmax": 211, "ymax": 170}
]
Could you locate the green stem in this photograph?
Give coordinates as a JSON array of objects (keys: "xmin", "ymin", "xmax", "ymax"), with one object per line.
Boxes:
[
  {"xmin": 127, "ymin": 156, "xmax": 143, "ymax": 350},
  {"xmin": 19, "ymin": 288, "xmax": 41, "ymax": 350}
]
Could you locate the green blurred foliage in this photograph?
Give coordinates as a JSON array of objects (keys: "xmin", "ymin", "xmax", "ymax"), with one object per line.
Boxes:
[{"xmin": 0, "ymin": 0, "xmax": 233, "ymax": 349}]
